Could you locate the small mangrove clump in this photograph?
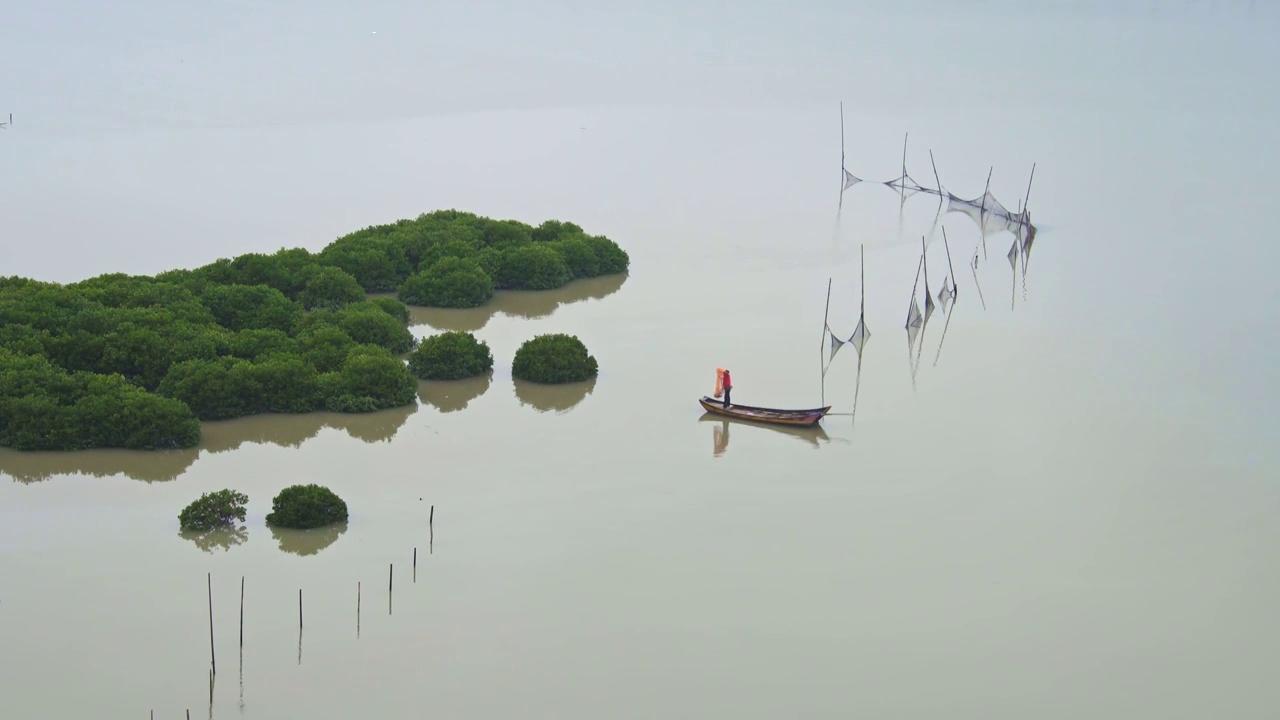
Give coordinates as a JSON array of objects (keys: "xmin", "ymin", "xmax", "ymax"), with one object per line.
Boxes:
[
  {"xmin": 266, "ymin": 484, "xmax": 349, "ymax": 529},
  {"xmin": 407, "ymin": 331, "xmax": 494, "ymax": 381},
  {"xmin": 178, "ymin": 489, "xmax": 249, "ymax": 532},
  {"xmin": 511, "ymin": 333, "xmax": 599, "ymax": 384}
]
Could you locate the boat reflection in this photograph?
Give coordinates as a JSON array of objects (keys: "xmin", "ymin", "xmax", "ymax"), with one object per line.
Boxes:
[{"xmin": 699, "ymin": 413, "xmax": 831, "ymax": 457}]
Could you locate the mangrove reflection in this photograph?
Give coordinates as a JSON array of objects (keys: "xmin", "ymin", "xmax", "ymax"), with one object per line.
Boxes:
[
  {"xmin": 405, "ymin": 273, "xmax": 628, "ymax": 332},
  {"xmin": 201, "ymin": 403, "xmax": 418, "ymax": 453},
  {"xmin": 513, "ymin": 376, "xmax": 597, "ymax": 414},
  {"xmin": 4, "ymin": 404, "xmax": 419, "ymax": 484},
  {"xmin": 418, "ymin": 373, "xmax": 492, "ymax": 413},
  {"xmin": 270, "ymin": 522, "xmax": 348, "ymax": 556},
  {"xmin": 179, "ymin": 525, "xmax": 248, "ymax": 553},
  {"xmin": 698, "ymin": 414, "xmax": 831, "ymax": 456},
  {"xmin": 0, "ymin": 447, "xmax": 199, "ymax": 484}
]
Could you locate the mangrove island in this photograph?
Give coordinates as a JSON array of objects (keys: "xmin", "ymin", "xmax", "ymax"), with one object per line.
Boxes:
[{"xmin": 0, "ymin": 210, "xmax": 629, "ymax": 451}]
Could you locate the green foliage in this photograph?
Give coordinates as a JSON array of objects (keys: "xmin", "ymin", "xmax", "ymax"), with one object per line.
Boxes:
[
  {"xmin": 369, "ymin": 296, "xmax": 410, "ymax": 324},
  {"xmin": 399, "ymin": 257, "xmax": 495, "ymax": 308},
  {"xmin": 296, "ymin": 325, "xmax": 356, "ymax": 373},
  {"xmin": 298, "ymin": 266, "xmax": 366, "ymax": 310},
  {"xmin": 496, "ymin": 244, "xmax": 573, "ymax": 290},
  {"xmin": 511, "ymin": 333, "xmax": 599, "ymax": 384},
  {"xmin": 408, "ymin": 331, "xmax": 493, "ymax": 381},
  {"xmin": 200, "ymin": 283, "xmax": 302, "ymax": 332},
  {"xmin": 0, "ymin": 349, "xmax": 201, "ymax": 450},
  {"xmin": 266, "ymin": 484, "xmax": 349, "ymax": 529},
  {"xmin": 179, "ymin": 489, "xmax": 249, "ymax": 531},
  {"xmin": 0, "ymin": 209, "xmax": 626, "ymax": 451},
  {"xmin": 320, "ymin": 209, "xmax": 627, "ymax": 299},
  {"xmin": 323, "ymin": 345, "xmax": 418, "ymax": 412}
]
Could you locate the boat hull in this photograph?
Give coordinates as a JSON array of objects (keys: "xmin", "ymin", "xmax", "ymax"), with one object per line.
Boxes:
[{"xmin": 697, "ymin": 396, "xmax": 830, "ymax": 427}]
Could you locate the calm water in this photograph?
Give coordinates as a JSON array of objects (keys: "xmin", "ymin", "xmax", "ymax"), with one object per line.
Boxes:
[{"xmin": 3, "ymin": 3, "xmax": 1279, "ymax": 718}]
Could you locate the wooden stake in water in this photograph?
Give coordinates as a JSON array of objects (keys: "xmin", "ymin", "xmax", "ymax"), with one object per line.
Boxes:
[
  {"xmin": 929, "ymin": 149, "xmax": 943, "ymax": 197},
  {"xmin": 942, "ymin": 226, "xmax": 958, "ymax": 301},
  {"xmin": 430, "ymin": 505, "xmax": 435, "ymax": 553},
  {"xmin": 980, "ymin": 166, "xmax": 993, "ymax": 260},
  {"xmin": 207, "ymin": 573, "xmax": 216, "ymax": 676},
  {"xmin": 239, "ymin": 576, "xmax": 244, "ymax": 649},
  {"xmin": 413, "ymin": 547, "xmax": 417, "ymax": 583},
  {"xmin": 357, "ymin": 581, "xmax": 362, "ymax": 638},
  {"xmin": 298, "ymin": 589, "xmax": 303, "ymax": 630}
]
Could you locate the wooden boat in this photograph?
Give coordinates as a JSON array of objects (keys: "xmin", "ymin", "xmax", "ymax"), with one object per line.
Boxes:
[{"xmin": 697, "ymin": 396, "xmax": 831, "ymax": 428}]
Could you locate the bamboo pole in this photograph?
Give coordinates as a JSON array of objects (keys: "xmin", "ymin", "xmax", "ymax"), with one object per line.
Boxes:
[
  {"xmin": 207, "ymin": 574, "xmax": 215, "ymax": 675},
  {"xmin": 929, "ymin": 149, "xmax": 943, "ymax": 197},
  {"xmin": 821, "ymin": 277, "xmax": 832, "ymax": 349},
  {"xmin": 980, "ymin": 167, "xmax": 992, "ymax": 259},
  {"xmin": 942, "ymin": 227, "xmax": 957, "ymax": 301}
]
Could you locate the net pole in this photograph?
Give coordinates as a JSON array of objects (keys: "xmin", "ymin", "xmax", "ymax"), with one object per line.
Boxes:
[
  {"xmin": 821, "ymin": 277, "xmax": 832, "ymax": 351},
  {"xmin": 921, "ymin": 235, "xmax": 929, "ymax": 309},
  {"xmin": 942, "ymin": 226, "xmax": 957, "ymax": 297},
  {"xmin": 971, "ymin": 245, "xmax": 987, "ymax": 311},
  {"xmin": 980, "ymin": 166, "xmax": 993, "ymax": 259},
  {"xmin": 911, "ymin": 252, "xmax": 923, "ymax": 299},
  {"xmin": 929, "ymin": 149, "xmax": 943, "ymax": 197},
  {"xmin": 859, "ymin": 243, "xmax": 866, "ymax": 318},
  {"xmin": 1021, "ymin": 163, "xmax": 1036, "ymax": 216},
  {"xmin": 900, "ymin": 132, "xmax": 908, "ymax": 203},
  {"xmin": 1019, "ymin": 162, "xmax": 1037, "ymax": 241}
]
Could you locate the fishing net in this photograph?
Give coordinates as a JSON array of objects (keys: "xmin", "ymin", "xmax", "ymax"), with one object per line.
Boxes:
[
  {"xmin": 843, "ymin": 168, "xmax": 862, "ymax": 190},
  {"xmin": 946, "ymin": 189, "xmax": 1033, "ymax": 240},
  {"xmin": 849, "ymin": 317, "xmax": 869, "ymax": 355}
]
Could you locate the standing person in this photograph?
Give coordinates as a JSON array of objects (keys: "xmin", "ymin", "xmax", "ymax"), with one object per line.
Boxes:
[{"xmin": 722, "ymin": 368, "xmax": 732, "ymax": 408}]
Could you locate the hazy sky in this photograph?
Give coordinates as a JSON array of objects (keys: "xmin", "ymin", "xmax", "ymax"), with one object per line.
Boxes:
[{"xmin": 1, "ymin": 1, "xmax": 1275, "ymax": 132}]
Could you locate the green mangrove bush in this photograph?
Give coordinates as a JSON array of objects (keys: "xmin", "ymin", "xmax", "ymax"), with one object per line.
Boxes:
[
  {"xmin": 179, "ymin": 489, "xmax": 249, "ymax": 531},
  {"xmin": 511, "ymin": 333, "xmax": 599, "ymax": 384},
  {"xmin": 266, "ymin": 484, "xmax": 349, "ymax": 529},
  {"xmin": 408, "ymin": 331, "xmax": 494, "ymax": 381},
  {"xmin": 398, "ymin": 257, "xmax": 494, "ymax": 308}
]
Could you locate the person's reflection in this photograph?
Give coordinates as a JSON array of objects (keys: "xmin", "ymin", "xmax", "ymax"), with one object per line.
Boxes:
[{"xmin": 713, "ymin": 420, "xmax": 729, "ymax": 458}]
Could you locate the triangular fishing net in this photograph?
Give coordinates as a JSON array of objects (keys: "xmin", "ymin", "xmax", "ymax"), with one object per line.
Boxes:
[
  {"xmin": 939, "ymin": 276, "xmax": 954, "ymax": 306},
  {"xmin": 1007, "ymin": 240, "xmax": 1018, "ymax": 270},
  {"xmin": 947, "ymin": 189, "xmax": 1033, "ymax": 239},
  {"xmin": 924, "ymin": 287, "xmax": 936, "ymax": 324},
  {"xmin": 886, "ymin": 171, "xmax": 932, "ymax": 195},
  {"xmin": 906, "ymin": 297, "xmax": 922, "ymax": 329},
  {"xmin": 849, "ymin": 316, "xmax": 870, "ymax": 355},
  {"xmin": 828, "ymin": 329, "xmax": 845, "ymax": 363},
  {"xmin": 843, "ymin": 168, "xmax": 862, "ymax": 190}
]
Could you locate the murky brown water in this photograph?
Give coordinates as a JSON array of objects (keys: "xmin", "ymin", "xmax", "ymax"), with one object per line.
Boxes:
[{"xmin": 3, "ymin": 5, "xmax": 1279, "ymax": 719}]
